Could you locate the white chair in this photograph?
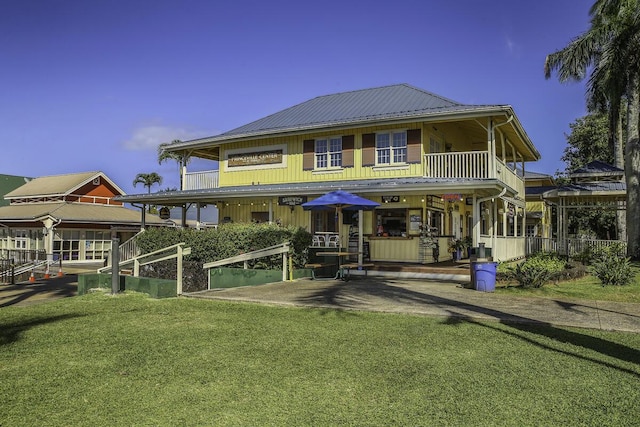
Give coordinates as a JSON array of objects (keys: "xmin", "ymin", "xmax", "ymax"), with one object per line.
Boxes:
[
  {"xmin": 328, "ymin": 235, "xmax": 340, "ymax": 247},
  {"xmin": 312, "ymin": 235, "xmax": 325, "ymax": 247}
]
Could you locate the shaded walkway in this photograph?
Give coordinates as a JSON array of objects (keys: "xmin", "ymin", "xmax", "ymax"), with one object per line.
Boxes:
[
  {"xmin": 0, "ymin": 275, "xmax": 78, "ymax": 307},
  {"xmin": 188, "ymin": 277, "xmax": 640, "ymax": 333}
]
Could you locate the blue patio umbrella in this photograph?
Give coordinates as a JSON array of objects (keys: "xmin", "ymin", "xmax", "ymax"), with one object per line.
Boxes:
[
  {"xmin": 301, "ymin": 190, "xmax": 380, "ymax": 212},
  {"xmin": 302, "ymin": 190, "xmax": 379, "ymax": 266}
]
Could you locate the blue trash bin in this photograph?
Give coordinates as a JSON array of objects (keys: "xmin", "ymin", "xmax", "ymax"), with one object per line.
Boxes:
[{"xmin": 473, "ymin": 262, "xmax": 497, "ymax": 292}]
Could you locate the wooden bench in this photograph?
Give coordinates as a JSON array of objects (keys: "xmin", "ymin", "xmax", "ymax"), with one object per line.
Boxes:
[
  {"xmin": 339, "ymin": 263, "xmax": 375, "ymax": 280},
  {"xmin": 304, "ymin": 263, "xmax": 334, "ymax": 280}
]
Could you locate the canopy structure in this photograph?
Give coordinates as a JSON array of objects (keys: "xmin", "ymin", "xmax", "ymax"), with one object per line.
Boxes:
[{"xmin": 302, "ymin": 190, "xmax": 380, "ymax": 266}]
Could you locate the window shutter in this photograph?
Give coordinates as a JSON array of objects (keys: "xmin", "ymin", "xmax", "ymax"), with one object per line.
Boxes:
[
  {"xmin": 407, "ymin": 129, "xmax": 421, "ymax": 164},
  {"xmin": 303, "ymin": 139, "xmax": 315, "ymax": 170},
  {"xmin": 362, "ymin": 133, "xmax": 375, "ymax": 166},
  {"xmin": 342, "ymin": 135, "xmax": 354, "ymax": 168}
]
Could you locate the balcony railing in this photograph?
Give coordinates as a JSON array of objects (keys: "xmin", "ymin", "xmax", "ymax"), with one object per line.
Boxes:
[
  {"xmin": 424, "ymin": 151, "xmax": 523, "ymax": 194},
  {"xmin": 183, "ymin": 170, "xmax": 219, "ymax": 190}
]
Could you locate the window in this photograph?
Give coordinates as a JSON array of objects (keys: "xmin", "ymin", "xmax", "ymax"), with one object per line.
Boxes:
[
  {"xmin": 315, "ymin": 137, "xmax": 342, "ymax": 169},
  {"xmin": 14, "ymin": 230, "xmax": 28, "ymax": 250},
  {"xmin": 85, "ymin": 231, "xmax": 110, "ymax": 260},
  {"xmin": 429, "ymin": 136, "xmax": 443, "ymax": 153},
  {"xmin": 376, "ymin": 131, "xmax": 406, "ymax": 165},
  {"xmin": 375, "ymin": 208, "xmax": 408, "ymax": 237},
  {"xmin": 53, "ymin": 230, "xmax": 81, "ymax": 261},
  {"xmin": 312, "ymin": 211, "xmax": 337, "ymax": 233}
]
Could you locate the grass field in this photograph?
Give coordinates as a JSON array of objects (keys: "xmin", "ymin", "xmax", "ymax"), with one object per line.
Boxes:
[
  {"xmin": 1, "ymin": 291, "xmax": 639, "ymax": 426},
  {"xmin": 496, "ymin": 263, "xmax": 640, "ymax": 303}
]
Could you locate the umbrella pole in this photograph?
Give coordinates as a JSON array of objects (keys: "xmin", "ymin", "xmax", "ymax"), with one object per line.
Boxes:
[{"xmin": 358, "ymin": 210, "xmax": 363, "ymax": 266}]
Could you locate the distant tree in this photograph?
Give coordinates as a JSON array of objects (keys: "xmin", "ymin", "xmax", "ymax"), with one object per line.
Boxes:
[
  {"xmin": 545, "ymin": 0, "xmax": 640, "ymax": 254},
  {"xmin": 158, "ymin": 139, "xmax": 191, "ymax": 191},
  {"xmin": 133, "ymin": 172, "xmax": 163, "ymax": 194},
  {"xmin": 562, "ymin": 114, "xmax": 616, "ymax": 239},
  {"xmin": 562, "ymin": 113, "xmax": 611, "ymax": 171},
  {"xmin": 133, "ymin": 172, "xmax": 163, "ymax": 213}
]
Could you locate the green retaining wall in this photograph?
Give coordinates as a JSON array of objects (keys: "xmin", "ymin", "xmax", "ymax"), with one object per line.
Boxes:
[
  {"xmin": 209, "ymin": 268, "xmax": 312, "ymax": 288},
  {"xmin": 78, "ymin": 274, "xmax": 177, "ymax": 298}
]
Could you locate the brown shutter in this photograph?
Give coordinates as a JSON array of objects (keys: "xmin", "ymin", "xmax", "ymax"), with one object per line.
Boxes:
[
  {"xmin": 342, "ymin": 135, "xmax": 354, "ymax": 168},
  {"xmin": 303, "ymin": 139, "xmax": 315, "ymax": 170},
  {"xmin": 407, "ymin": 129, "xmax": 421, "ymax": 163},
  {"xmin": 362, "ymin": 133, "xmax": 375, "ymax": 166}
]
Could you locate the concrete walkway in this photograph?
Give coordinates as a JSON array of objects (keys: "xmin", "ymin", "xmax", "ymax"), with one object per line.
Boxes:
[{"xmin": 188, "ymin": 277, "xmax": 640, "ymax": 333}]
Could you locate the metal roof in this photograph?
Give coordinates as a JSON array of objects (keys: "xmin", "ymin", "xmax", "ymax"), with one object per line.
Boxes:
[
  {"xmin": 569, "ymin": 160, "xmax": 624, "ymax": 179},
  {"xmin": 164, "ymin": 84, "xmax": 538, "ymax": 159},
  {"xmin": 524, "ymin": 171, "xmax": 553, "ymax": 180},
  {"xmin": 4, "ymin": 171, "xmax": 125, "ymax": 199},
  {"xmin": 556, "ymin": 181, "xmax": 626, "ymax": 194},
  {"xmin": 0, "ymin": 202, "xmax": 166, "ymax": 225}
]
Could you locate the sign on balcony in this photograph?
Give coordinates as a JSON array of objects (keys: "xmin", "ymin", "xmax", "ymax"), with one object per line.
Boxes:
[{"xmin": 228, "ymin": 149, "xmax": 283, "ymax": 167}]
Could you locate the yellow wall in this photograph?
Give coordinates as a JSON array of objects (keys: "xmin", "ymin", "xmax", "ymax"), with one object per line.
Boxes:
[{"xmin": 218, "ymin": 123, "xmax": 430, "ymax": 187}]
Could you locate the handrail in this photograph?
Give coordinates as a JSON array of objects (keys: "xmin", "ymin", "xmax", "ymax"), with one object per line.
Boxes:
[
  {"xmin": 98, "ymin": 242, "xmax": 192, "ymax": 295},
  {"xmin": 203, "ymin": 242, "xmax": 291, "ymax": 287},
  {"xmin": 98, "ymin": 242, "xmax": 189, "ymax": 272},
  {"xmin": 203, "ymin": 243, "xmax": 290, "ymax": 269}
]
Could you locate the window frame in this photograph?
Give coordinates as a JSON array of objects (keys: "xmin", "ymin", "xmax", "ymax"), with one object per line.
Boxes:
[
  {"xmin": 314, "ymin": 136, "xmax": 343, "ymax": 170},
  {"xmin": 376, "ymin": 130, "xmax": 407, "ymax": 166}
]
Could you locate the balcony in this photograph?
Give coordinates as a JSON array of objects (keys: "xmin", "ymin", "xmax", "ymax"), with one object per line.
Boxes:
[
  {"xmin": 183, "ymin": 170, "xmax": 219, "ymax": 190},
  {"xmin": 424, "ymin": 151, "xmax": 523, "ymax": 194}
]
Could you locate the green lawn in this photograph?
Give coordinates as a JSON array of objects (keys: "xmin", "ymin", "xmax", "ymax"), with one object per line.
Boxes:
[
  {"xmin": 496, "ymin": 263, "xmax": 640, "ymax": 303},
  {"xmin": 1, "ymin": 292, "xmax": 639, "ymax": 426}
]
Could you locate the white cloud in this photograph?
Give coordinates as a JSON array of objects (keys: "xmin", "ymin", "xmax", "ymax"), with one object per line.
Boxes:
[
  {"xmin": 505, "ymin": 35, "xmax": 522, "ymax": 58},
  {"xmin": 122, "ymin": 125, "xmax": 217, "ymax": 151}
]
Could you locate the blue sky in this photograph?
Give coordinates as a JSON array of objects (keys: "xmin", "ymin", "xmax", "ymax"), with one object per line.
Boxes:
[{"xmin": 1, "ymin": 0, "xmax": 592, "ymax": 195}]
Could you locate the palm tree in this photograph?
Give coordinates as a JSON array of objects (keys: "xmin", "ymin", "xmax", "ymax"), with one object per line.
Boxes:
[
  {"xmin": 133, "ymin": 172, "xmax": 163, "ymax": 213},
  {"xmin": 158, "ymin": 139, "xmax": 191, "ymax": 191},
  {"xmin": 545, "ymin": 0, "xmax": 640, "ymax": 257},
  {"xmin": 133, "ymin": 172, "xmax": 163, "ymax": 194}
]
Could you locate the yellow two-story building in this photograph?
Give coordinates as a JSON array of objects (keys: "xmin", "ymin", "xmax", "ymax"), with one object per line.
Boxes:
[{"xmin": 118, "ymin": 84, "xmax": 541, "ymax": 263}]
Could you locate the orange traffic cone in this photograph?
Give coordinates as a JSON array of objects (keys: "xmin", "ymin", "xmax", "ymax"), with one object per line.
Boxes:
[
  {"xmin": 29, "ymin": 271, "xmax": 36, "ymax": 283},
  {"xmin": 57, "ymin": 265, "xmax": 64, "ymax": 277},
  {"xmin": 44, "ymin": 265, "xmax": 51, "ymax": 279}
]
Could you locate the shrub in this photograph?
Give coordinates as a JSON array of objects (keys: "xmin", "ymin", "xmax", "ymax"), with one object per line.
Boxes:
[
  {"xmin": 136, "ymin": 223, "xmax": 312, "ymax": 269},
  {"xmin": 506, "ymin": 253, "xmax": 566, "ymax": 288},
  {"xmin": 589, "ymin": 243, "xmax": 634, "ymax": 286}
]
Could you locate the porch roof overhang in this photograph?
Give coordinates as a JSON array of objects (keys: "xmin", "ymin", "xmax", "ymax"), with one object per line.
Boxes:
[
  {"xmin": 542, "ymin": 181, "xmax": 627, "ymax": 204},
  {"xmin": 0, "ymin": 202, "xmax": 167, "ymax": 226},
  {"xmin": 114, "ymin": 177, "xmax": 518, "ymax": 206}
]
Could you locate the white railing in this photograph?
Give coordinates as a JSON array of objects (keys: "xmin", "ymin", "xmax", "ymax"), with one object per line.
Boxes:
[
  {"xmin": 98, "ymin": 242, "xmax": 192, "ymax": 295},
  {"xmin": 183, "ymin": 170, "xmax": 219, "ymax": 190},
  {"xmin": 424, "ymin": 151, "xmax": 489, "ymax": 179},
  {"xmin": 424, "ymin": 151, "xmax": 524, "ymax": 193},
  {"xmin": 495, "ymin": 158, "xmax": 524, "ymax": 195},
  {"xmin": 526, "ymin": 237, "xmax": 627, "ymax": 257},
  {"xmin": 203, "ymin": 242, "xmax": 290, "ymax": 287}
]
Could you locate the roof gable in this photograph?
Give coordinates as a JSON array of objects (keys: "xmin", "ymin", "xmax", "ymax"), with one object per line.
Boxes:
[{"xmin": 4, "ymin": 171, "xmax": 126, "ymax": 200}]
